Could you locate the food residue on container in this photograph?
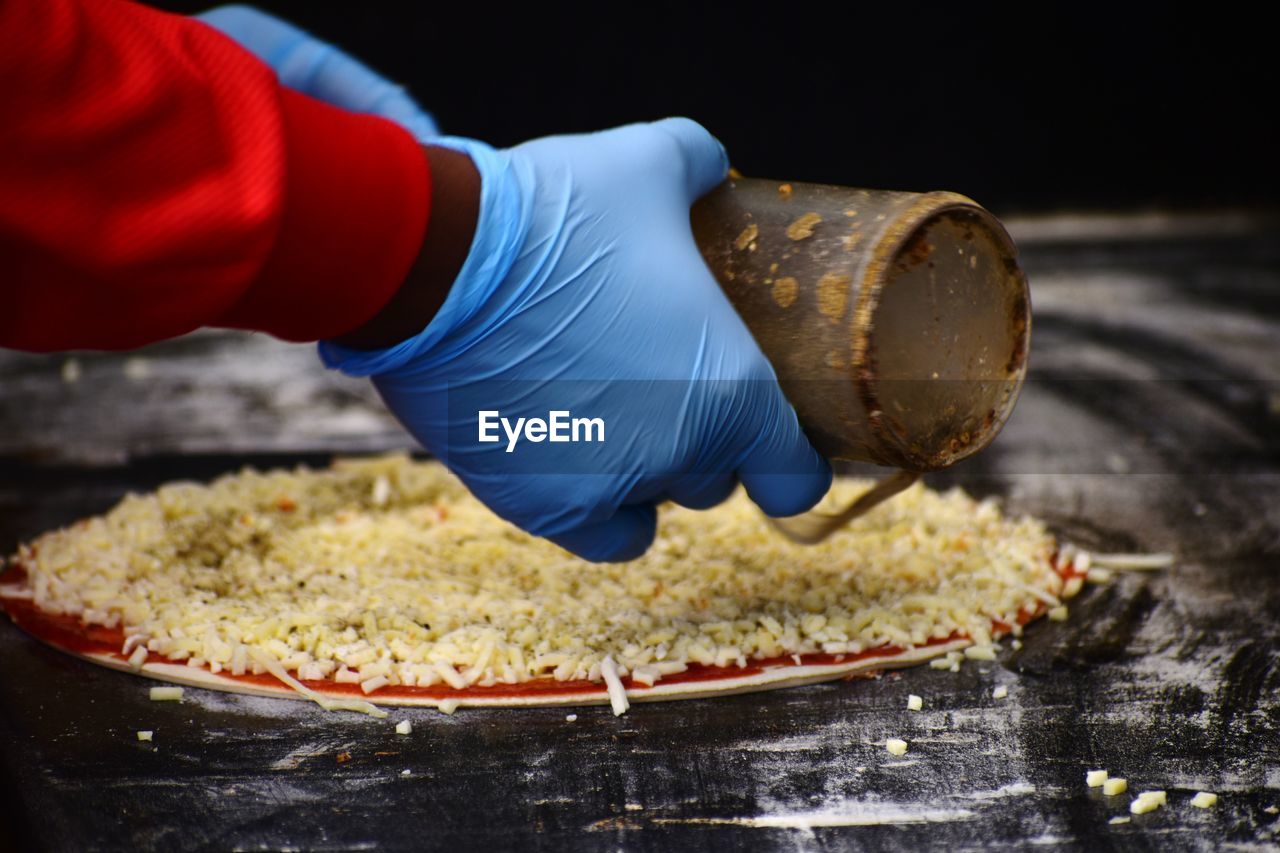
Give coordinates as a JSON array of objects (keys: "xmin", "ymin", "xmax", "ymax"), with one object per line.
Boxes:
[
  {"xmin": 734, "ymin": 223, "xmax": 759, "ymax": 251},
  {"xmin": 778, "ymin": 183, "xmax": 793, "ymax": 198},
  {"xmin": 992, "ymin": 685, "xmax": 1008, "ymax": 700},
  {"xmin": 816, "ymin": 272, "xmax": 851, "ymax": 319},
  {"xmin": 772, "ymin": 276, "xmax": 799, "ymax": 309},
  {"xmin": 843, "ymin": 230, "xmax": 864, "ymax": 251},
  {"xmin": 885, "ymin": 738, "xmax": 908, "ymax": 756},
  {"xmin": 786, "ymin": 212, "xmax": 822, "ymax": 241},
  {"xmin": 907, "ymin": 694, "xmax": 923, "ymax": 711},
  {"xmin": 149, "ymin": 686, "xmax": 183, "ymax": 702},
  {"xmin": 394, "ymin": 720, "xmax": 412, "ymax": 735}
]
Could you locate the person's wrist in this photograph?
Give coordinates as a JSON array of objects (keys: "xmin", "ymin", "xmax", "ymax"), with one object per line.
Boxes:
[{"xmin": 330, "ymin": 145, "xmax": 479, "ymax": 350}]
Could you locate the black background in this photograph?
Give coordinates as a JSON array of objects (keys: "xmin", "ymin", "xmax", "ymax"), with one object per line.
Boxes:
[{"xmin": 155, "ymin": 1, "xmax": 1278, "ymax": 215}]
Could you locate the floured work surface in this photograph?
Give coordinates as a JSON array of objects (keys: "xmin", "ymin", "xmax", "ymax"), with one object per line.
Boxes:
[{"xmin": 1, "ymin": 218, "xmax": 1278, "ymax": 850}]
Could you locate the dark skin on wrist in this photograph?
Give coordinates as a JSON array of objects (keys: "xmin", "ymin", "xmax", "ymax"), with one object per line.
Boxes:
[{"xmin": 331, "ymin": 145, "xmax": 480, "ymax": 350}]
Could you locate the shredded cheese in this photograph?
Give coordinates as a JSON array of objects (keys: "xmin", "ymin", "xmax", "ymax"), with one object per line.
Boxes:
[
  {"xmin": 1130, "ymin": 790, "xmax": 1167, "ymax": 814},
  {"xmin": 149, "ymin": 686, "xmax": 183, "ymax": 702},
  {"xmin": 565, "ymin": 714, "xmax": 578, "ymax": 722},
  {"xmin": 438, "ymin": 699, "xmax": 459, "ymax": 715},
  {"xmin": 885, "ymin": 738, "xmax": 908, "ymax": 756},
  {"xmin": 906, "ymin": 694, "xmax": 923, "ymax": 711},
  {"xmin": 248, "ymin": 648, "xmax": 387, "ymax": 718},
  {"xmin": 964, "ymin": 644, "xmax": 997, "ymax": 661},
  {"xmin": 12, "ymin": 457, "xmax": 1068, "ymax": 708},
  {"xmin": 601, "ymin": 655, "xmax": 630, "ymax": 716},
  {"xmin": 136, "ymin": 730, "xmax": 153, "ymax": 742},
  {"xmin": 1090, "ymin": 553, "xmax": 1174, "ymax": 570},
  {"xmin": 1103, "ymin": 778, "xmax": 1128, "ymax": 796},
  {"xmin": 992, "ymin": 685, "xmax": 1008, "ymax": 700},
  {"xmin": 395, "ymin": 720, "xmax": 412, "ymax": 735},
  {"xmin": 1087, "ymin": 770, "xmax": 1109, "ymax": 787},
  {"xmin": 1190, "ymin": 791, "xmax": 1217, "ymax": 809},
  {"xmin": 1048, "ymin": 605, "xmax": 1069, "ymax": 622}
]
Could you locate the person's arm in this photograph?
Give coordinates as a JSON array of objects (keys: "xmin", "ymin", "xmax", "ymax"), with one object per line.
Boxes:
[{"xmin": 0, "ymin": 0, "xmax": 441, "ymax": 352}]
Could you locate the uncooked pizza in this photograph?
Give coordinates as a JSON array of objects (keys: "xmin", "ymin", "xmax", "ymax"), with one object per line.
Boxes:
[{"xmin": 0, "ymin": 456, "xmax": 1086, "ymax": 716}]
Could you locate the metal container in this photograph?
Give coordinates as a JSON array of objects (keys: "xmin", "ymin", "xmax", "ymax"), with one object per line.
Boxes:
[{"xmin": 692, "ymin": 177, "xmax": 1030, "ymax": 472}]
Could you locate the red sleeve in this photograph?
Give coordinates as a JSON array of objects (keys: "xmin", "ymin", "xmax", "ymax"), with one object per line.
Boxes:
[{"xmin": 0, "ymin": 0, "xmax": 431, "ymax": 352}]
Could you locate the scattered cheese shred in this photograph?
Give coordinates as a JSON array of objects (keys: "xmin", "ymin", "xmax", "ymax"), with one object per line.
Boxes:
[
  {"xmin": 992, "ymin": 685, "xmax": 1008, "ymax": 700},
  {"xmin": 1087, "ymin": 770, "xmax": 1109, "ymax": 787},
  {"xmin": 886, "ymin": 738, "xmax": 908, "ymax": 756},
  {"xmin": 1048, "ymin": 605, "xmax": 1069, "ymax": 622},
  {"xmin": 964, "ymin": 644, "xmax": 997, "ymax": 661},
  {"xmin": 1109, "ymin": 816, "xmax": 1130, "ymax": 825},
  {"xmin": 907, "ymin": 694, "xmax": 923, "ymax": 711},
  {"xmin": 149, "ymin": 687, "xmax": 183, "ymax": 702},
  {"xmin": 565, "ymin": 714, "xmax": 578, "ymax": 722},
  {"xmin": 248, "ymin": 648, "xmax": 387, "ymax": 718},
  {"xmin": 601, "ymin": 655, "xmax": 630, "ymax": 716},
  {"xmin": 11, "ymin": 457, "xmax": 1068, "ymax": 711},
  {"xmin": 1190, "ymin": 791, "xmax": 1218, "ymax": 809},
  {"xmin": 1090, "ymin": 553, "xmax": 1174, "ymax": 570},
  {"xmin": 395, "ymin": 720, "xmax": 412, "ymax": 736},
  {"xmin": 136, "ymin": 730, "xmax": 153, "ymax": 742},
  {"xmin": 1130, "ymin": 790, "xmax": 1167, "ymax": 814},
  {"xmin": 438, "ymin": 699, "xmax": 459, "ymax": 715},
  {"xmin": 1103, "ymin": 778, "xmax": 1128, "ymax": 796}
]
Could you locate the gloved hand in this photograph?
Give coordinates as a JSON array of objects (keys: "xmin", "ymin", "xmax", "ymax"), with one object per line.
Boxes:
[
  {"xmin": 199, "ymin": 6, "xmax": 831, "ymax": 561},
  {"xmin": 320, "ymin": 122, "xmax": 832, "ymax": 561},
  {"xmin": 196, "ymin": 5, "xmax": 438, "ymax": 140}
]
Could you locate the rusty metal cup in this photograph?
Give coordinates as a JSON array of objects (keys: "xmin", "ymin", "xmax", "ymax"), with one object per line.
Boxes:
[{"xmin": 692, "ymin": 177, "xmax": 1030, "ymax": 474}]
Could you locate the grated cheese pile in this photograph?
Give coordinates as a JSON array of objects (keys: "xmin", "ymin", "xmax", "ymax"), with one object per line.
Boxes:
[{"xmin": 11, "ymin": 456, "xmax": 1064, "ymax": 696}]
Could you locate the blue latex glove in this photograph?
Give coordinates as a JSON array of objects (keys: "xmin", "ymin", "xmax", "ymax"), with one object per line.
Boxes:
[
  {"xmin": 320, "ymin": 122, "xmax": 833, "ymax": 561},
  {"xmin": 196, "ymin": 5, "xmax": 439, "ymax": 140}
]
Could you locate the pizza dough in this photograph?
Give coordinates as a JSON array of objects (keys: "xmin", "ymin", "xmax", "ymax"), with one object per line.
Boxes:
[{"xmin": 0, "ymin": 456, "xmax": 1081, "ymax": 713}]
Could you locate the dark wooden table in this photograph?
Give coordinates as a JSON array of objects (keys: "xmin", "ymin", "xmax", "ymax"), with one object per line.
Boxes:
[{"xmin": 2, "ymin": 213, "xmax": 1278, "ymax": 851}]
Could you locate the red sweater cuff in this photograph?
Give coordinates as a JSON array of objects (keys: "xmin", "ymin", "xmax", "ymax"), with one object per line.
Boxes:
[{"xmin": 216, "ymin": 88, "xmax": 431, "ymax": 342}]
